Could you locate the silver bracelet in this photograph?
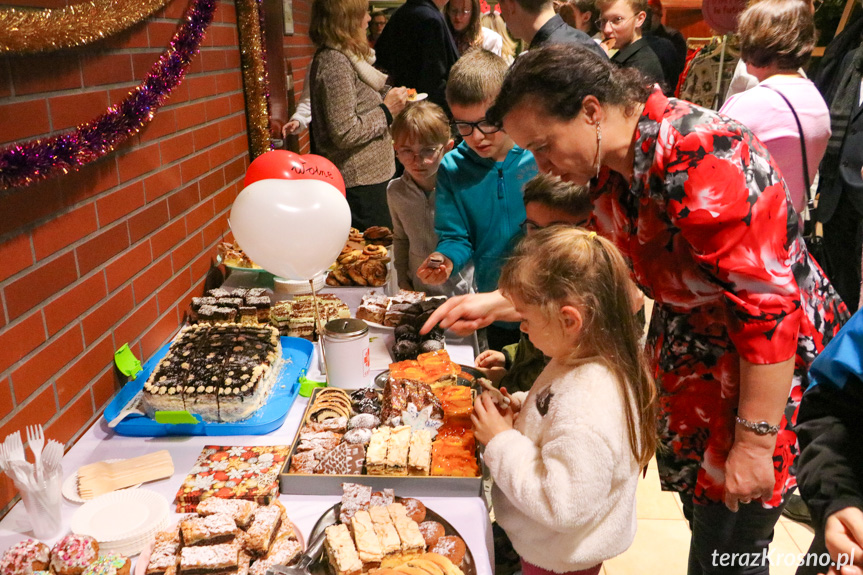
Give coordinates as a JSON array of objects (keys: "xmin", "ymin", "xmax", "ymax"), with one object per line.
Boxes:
[{"xmin": 735, "ymin": 416, "xmax": 780, "ymax": 436}]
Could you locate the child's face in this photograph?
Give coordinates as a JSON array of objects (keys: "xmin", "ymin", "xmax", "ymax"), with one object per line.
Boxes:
[
  {"xmin": 510, "ymin": 296, "xmax": 576, "ymax": 359},
  {"xmin": 523, "ymin": 202, "xmax": 590, "ymax": 235},
  {"xmin": 449, "ymin": 101, "xmax": 514, "ymax": 162},
  {"xmin": 599, "ymin": 0, "xmax": 644, "ymax": 49},
  {"xmin": 394, "ymin": 136, "xmax": 451, "ymax": 182}
]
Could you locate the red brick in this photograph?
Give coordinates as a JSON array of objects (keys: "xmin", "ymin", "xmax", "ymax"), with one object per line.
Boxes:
[
  {"xmin": 0, "ymin": 100, "xmax": 51, "ymax": 145},
  {"xmin": 0, "ymin": 312, "xmax": 46, "ymax": 377},
  {"xmin": 128, "ymin": 200, "xmax": 169, "ymax": 243},
  {"xmin": 48, "ymin": 391, "xmax": 94, "ymax": 445},
  {"xmin": 230, "ymin": 133, "xmax": 247, "ymax": 156},
  {"xmin": 131, "ymin": 51, "xmax": 164, "ymax": 79},
  {"xmin": 55, "ymin": 335, "xmax": 114, "ymax": 407},
  {"xmin": 43, "ymin": 273, "xmax": 107, "ymax": 336},
  {"xmin": 49, "ymin": 90, "xmax": 109, "ymax": 132},
  {"xmin": 133, "ymin": 255, "xmax": 173, "ymax": 303},
  {"xmin": 0, "ymin": 379, "xmax": 13, "ymax": 420},
  {"xmin": 212, "ymin": 185, "xmax": 236, "ymax": 215},
  {"xmin": 210, "ymin": 27, "xmax": 238, "ymax": 48},
  {"xmin": 62, "ymin": 158, "xmax": 121, "ymax": 205},
  {"xmin": 76, "ymin": 223, "xmax": 130, "ymax": 276},
  {"xmin": 141, "ymin": 311, "xmax": 181, "ymax": 360},
  {"xmin": 186, "ymin": 56, "xmax": 205, "ymax": 76},
  {"xmin": 218, "ymin": 115, "xmax": 245, "ymax": 141},
  {"xmin": 105, "ymin": 241, "xmax": 153, "ymax": 292},
  {"xmin": 4, "ymin": 252, "xmax": 77, "ymax": 321},
  {"xmin": 9, "ymin": 53, "xmax": 81, "ymax": 97},
  {"xmin": 81, "ymin": 53, "xmax": 133, "ymax": 86},
  {"xmin": 160, "ymin": 131, "xmax": 196, "ymax": 165},
  {"xmin": 97, "ymin": 181, "xmax": 146, "ymax": 226},
  {"xmin": 157, "ymin": 269, "xmax": 192, "ymax": 313},
  {"xmin": 172, "ymin": 234, "xmax": 204, "ymax": 272},
  {"xmin": 228, "ymin": 93, "xmax": 245, "ymax": 114},
  {"xmin": 32, "ymin": 204, "xmax": 98, "ymax": 261},
  {"xmin": 10, "ymin": 326, "xmax": 83, "ymax": 404},
  {"xmin": 198, "ymin": 170, "xmax": 225, "ymax": 199},
  {"xmin": 150, "ymin": 218, "xmax": 187, "ymax": 259},
  {"xmin": 0, "ymin": 234, "xmax": 34, "ymax": 283},
  {"xmin": 138, "ymin": 109, "xmax": 176, "ymax": 143},
  {"xmin": 218, "ymin": 1, "xmax": 237, "ymax": 22},
  {"xmin": 168, "ymin": 183, "xmax": 200, "ymax": 218},
  {"xmin": 180, "ymin": 151, "xmax": 211, "ymax": 183},
  {"xmin": 92, "ymin": 369, "xmax": 120, "ymax": 412},
  {"xmin": 190, "ymin": 251, "xmax": 214, "ymax": 283},
  {"xmin": 208, "ymin": 140, "xmax": 235, "ymax": 168},
  {"xmin": 200, "ymin": 50, "xmax": 228, "ymax": 72},
  {"xmin": 162, "ymin": 0, "xmax": 187, "ymax": 19},
  {"xmin": 174, "ymin": 102, "xmax": 207, "ymax": 130},
  {"xmin": 0, "ymin": 58, "xmax": 11, "ymax": 99},
  {"xmin": 120, "ymin": 20, "xmax": 151, "ymax": 49},
  {"xmin": 114, "ymin": 296, "xmax": 158, "ymax": 350},
  {"xmin": 81, "ymin": 286, "xmax": 134, "ymax": 345},
  {"xmin": 194, "ymin": 123, "xmax": 221, "ymax": 151},
  {"xmin": 143, "ymin": 164, "xmax": 182, "ymax": 202},
  {"xmin": 186, "ymin": 197, "xmax": 216, "ymax": 234},
  {"xmin": 225, "ymin": 50, "xmax": 241, "ymax": 69},
  {"xmin": 0, "ymin": 387, "xmax": 56, "ymax": 449},
  {"xmin": 205, "ymin": 95, "xmax": 232, "ymax": 121},
  {"xmin": 187, "ymin": 75, "xmax": 217, "ymax": 101},
  {"xmin": 223, "ymin": 157, "xmax": 246, "ymax": 185},
  {"xmin": 117, "ymin": 143, "xmax": 161, "ymax": 182},
  {"xmin": 149, "ymin": 21, "xmax": 179, "ymax": 49}
]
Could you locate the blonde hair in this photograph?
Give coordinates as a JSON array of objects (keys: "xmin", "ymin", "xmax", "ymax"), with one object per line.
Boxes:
[
  {"xmin": 310, "ymin": 0, "xmax": 371, "ymax": 59},
  {"xmin": 482, "ymin": 13, "xmax": 517, "ymax": 61},
  {"xmin": 446, "ymin": 48, "xmax": 509, "ymax": 107},
  {"xmin": 391, "ymin": 101, "xmax": 452, "ymax": 146},
  {"xmin": 499, "ymin": 227, "xmax": 657, "ymax": 467}
]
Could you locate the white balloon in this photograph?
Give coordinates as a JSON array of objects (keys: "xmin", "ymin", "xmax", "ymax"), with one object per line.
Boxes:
[{"xmin": 229, "ymin": 178, "xmax": 351, "ymax": 280}]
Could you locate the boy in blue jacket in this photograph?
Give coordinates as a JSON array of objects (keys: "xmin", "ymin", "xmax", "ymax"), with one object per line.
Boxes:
[{"xmin": 417, "ymin": 49, "xmax": 538, "ymax": 350}]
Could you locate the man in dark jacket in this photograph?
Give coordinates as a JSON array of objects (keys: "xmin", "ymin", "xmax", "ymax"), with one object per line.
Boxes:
[
  {"xmin": 796, "ymin": 310, "xmax": 863, "ymax": 575},
  {"xmin": 597, "ymin": 0, "xmax": 664, "ymax": 89},
  {"xmin": 496, "ymin": 0, "xmax": 606, "ymax": 56},
  {"xmin": 816, "ymin": 44, "xmax": 863, "ymax": 314},
  {"xmin": 374, "ymin": 0, "xmax": 459, "ymax": 115}
]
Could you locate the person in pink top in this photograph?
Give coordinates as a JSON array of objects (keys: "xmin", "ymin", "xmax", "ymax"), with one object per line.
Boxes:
[{"xmin": 720, "ymin": 0, "xmax": 829, "ymax": 227}]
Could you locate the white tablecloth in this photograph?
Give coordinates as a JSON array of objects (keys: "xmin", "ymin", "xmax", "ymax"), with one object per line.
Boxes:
[{"xmin": 0, "ymin": 286, "xmax": 493, "ymax": 574}]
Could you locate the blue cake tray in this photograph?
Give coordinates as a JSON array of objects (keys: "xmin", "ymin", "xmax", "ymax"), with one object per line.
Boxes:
[{"xmin": 103, "ymin": 336, "xmax": 313, "ymax": 437}]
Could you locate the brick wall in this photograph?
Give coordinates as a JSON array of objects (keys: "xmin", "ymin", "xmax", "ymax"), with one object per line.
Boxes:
[
  {"xmin": 0, "ymin": 0, "xmax": 254, "ymax": 516},
  {"xmin": 283, "ymin": 0, "xmax": 315, "ymax": 153}
]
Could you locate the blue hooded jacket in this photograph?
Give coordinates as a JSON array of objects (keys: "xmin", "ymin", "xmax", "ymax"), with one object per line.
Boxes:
[{"xmin": 434, "ymin": 141, "xmax": 537, "ymax": 295}]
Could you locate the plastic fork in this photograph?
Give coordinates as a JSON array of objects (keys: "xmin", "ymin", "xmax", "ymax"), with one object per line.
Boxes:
[
  {"xmin": 4, "ymin": 431, "xmax": 25, "ymax": 463},
  {"xmin": 42, "ymin": 440, "xmax": 63, "ymax": 477},
  {"xmin": 26, "ymin": 425, "xmax": 44, "ymax": 481}
]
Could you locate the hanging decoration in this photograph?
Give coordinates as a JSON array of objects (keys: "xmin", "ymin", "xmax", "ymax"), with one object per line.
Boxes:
[
  {"xmin": 0, "ymin": 0, "xmax": 216, "ymax": 190},
  {"xmin": 0, "ymin": 0, "xmax": 173, "ymax": 54},
  {"xmin": 235, "ymin": 0, "xmax": 272, "ymax": 160}
]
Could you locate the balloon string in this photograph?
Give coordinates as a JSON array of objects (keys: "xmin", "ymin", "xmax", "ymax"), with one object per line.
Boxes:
[{"xmin": 311, "ymin": 279, "xmax": 328, "ymax": 385}]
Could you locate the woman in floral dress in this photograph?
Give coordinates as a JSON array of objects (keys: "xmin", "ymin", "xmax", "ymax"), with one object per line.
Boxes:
[{"xmin": 425, "ymin": 44, "xmax": 848, "ymax": 574}]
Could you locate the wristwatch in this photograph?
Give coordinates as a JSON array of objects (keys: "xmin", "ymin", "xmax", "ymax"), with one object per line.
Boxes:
[{"xmin": 735, "ymin": 416, "xmax": 780, "ymax": 436}]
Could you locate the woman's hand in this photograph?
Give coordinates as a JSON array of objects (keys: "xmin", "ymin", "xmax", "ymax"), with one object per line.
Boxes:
[
  {"xmin": 472, "ymin": 392, "xmax": 514, "ymax": 446},
  {"xmin": 823, "ymin": 507, "xmax": 863, "ymax": 575},
  {"xmin": 416, "ymin": 252, "xmax": 453, "ymax": 285},
  {"xmin": 723, "ymin": 438, "xmax": 777, "ymax": 512},
  {"xmin": 281, "ymin": 120, "xmax": 301, "ymax": 137},
  {"xmin": 476, "ymin": 350, "xmax": 506, "ymax": 369},
  {"xmin": 383, "ymin": 86, "xmax": 410, "ymax": 117},
  {"xmin": 420, "ymin": 290, "xmax": 516, "ymax": 336}
]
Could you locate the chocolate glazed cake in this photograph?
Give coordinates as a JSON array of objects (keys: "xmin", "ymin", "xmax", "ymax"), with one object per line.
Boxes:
[{"xmin": 142, "ymin": 324, "xmax": 282, "ymax": 422}]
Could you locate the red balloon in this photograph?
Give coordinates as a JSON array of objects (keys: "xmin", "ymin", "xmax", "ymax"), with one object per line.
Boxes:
[{"xmin": 244, "ymin": 150, "xmax": 347, "ymax": 197}]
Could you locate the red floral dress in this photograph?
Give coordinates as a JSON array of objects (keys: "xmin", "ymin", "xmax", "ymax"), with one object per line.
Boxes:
[{"xmin": 590, "ymin": 89, "xmax": 848, "ymax": 506}]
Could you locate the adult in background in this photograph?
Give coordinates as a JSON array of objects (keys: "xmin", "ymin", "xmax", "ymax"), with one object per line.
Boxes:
[
  {"xmin": 496, "ymin": 0, "xmax": 606, "ymax": 55},
  {"xmin": 374, "ymin": 0, "xmax": 459, "ymax": 114},
  {"xmin": 640, "ymin": 3, "xmax": 682, "ymax": 91},
  {"xmin": 597, "ymin": 0, "xmax": 665, "ymax": 91},
  {"xmin": 368, "ymin": 10, "xmax": 388, "ymax": 48},
  {"xmin": 423, "ymin": 44, "xmax": 848, "ymax": 575},
  {"xmin": 559, "ymin": 0, "xmax": 601, "ymax": 38},
  {"xmin": 309, "ymin": 0, "xmax": 409, "ymax": 229},
  {"xmin": 644, "ymin": 0, "xmax": 685, "ymax": 68},
  {"xmin": 446, "ymin": 0, "xmax": 504, "ymax": 56},
  {"xmin": 814, "ymin": 25, "xmax": 863, "ymax": 314},
  {"xmin": 720, "ymin": 0, "xmax": 829, "ymax": 232}
]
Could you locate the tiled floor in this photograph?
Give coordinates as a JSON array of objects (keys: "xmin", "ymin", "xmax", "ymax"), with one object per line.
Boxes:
[{"xmin": 600, "ymin": 457, "xmax": 816, "ymax": 575}]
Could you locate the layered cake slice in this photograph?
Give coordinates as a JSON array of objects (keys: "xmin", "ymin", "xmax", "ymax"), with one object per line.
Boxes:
[
  {"xmin": 179, "ymin": 543, "xmax": 240, "ymax": 575},
  {"xmin": 351, "ymin": 510, "xmax": 384, "ymax": 563},
  {"xmin": 385, "ymin": 426, "xmax": 411, "ymax": 476},
  {"xmin": 387, "ymin": 504, "xmax": 426, "ymax": 552},
  {"xmin": 245, "ymin": 504, "xmax": 283, "ymax": 557},
  {"xmin": 339, "ymin": 482, "xmax": 372, "ymax": 525},
  {"xmin": 366, "ymin": 427, "xmax": 391, "ymax": 475},
  {"xmin": 408, "ymin": 430, "xmax": 432, "ymax": 476},
  {"xmin": 324, "ymin": 524, "xmax": 363, "ymax": 575},
  {"xmin": 368, "ymin": 505, "xmax": 401, "ymax": 555},
  {"xmin": 180, "ymin": 513, "xmax": 238, "ymax": 546},
  {"xmin": 196, "ymin": 499, "xmax": 258, "ymax": 530},
  {"xmin": 147, "ymin": 528, "xmax": 182, "ymax": 575}
]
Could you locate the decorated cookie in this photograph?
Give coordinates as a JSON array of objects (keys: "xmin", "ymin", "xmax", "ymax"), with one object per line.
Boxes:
[
  {"xmin": 315, "ymin": 442, "xmax": 366, "ymax": 475},
  {"xmin": 49, "ymin": 535, "xmax": 98, "ymax": 575},
  {"xmin": 0, "ymin": 539, "xmax": 50, "ymax": 575}
]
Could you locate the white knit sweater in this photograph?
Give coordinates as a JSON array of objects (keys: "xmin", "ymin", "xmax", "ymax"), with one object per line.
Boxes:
[{"xmin": 484, "ymin": 359, "xmax": 641, "ymax": 573}]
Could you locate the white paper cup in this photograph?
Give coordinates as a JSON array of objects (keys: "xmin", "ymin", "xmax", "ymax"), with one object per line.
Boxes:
[{"xmin": 18, "ymin": 469, "xmax": 63, "ymax": 539}]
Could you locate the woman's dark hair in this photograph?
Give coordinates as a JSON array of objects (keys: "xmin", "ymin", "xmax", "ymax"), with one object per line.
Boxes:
[
  {"xmin": 738, "ymin": 0, "xmax": 815, "ymax": 71},
  {"xmin": 487, "ymin": 44, "xmax": 652, "ymax": 126}
]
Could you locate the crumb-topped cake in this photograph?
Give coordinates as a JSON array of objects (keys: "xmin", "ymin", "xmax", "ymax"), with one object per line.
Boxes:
[{"xmin": 142, "ymin": 324, "xmax": 281, "ymax": 423}]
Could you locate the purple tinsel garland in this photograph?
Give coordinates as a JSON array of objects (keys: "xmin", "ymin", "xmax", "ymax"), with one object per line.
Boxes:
[{"xmin": 0, "ymin": 0, "xmax": 217, "ymax": 190}]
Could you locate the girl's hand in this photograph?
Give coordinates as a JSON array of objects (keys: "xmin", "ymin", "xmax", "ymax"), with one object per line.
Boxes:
[
  {"xmin": 723, "ymin": 439, "xmax": 777, "ymax": 512},
  {"xmin": 416, "ymin": 253, "xmax": 453, "ymax": 285},
  {"xmin": 471, "ymin": 392, "xmax": 514, "ymax": 446},
  {"xmin": 823, "ymin": 507, "xmax": 863, "ymax": 575},
  {"xmin": 282, "ymin": 120, "xmax": 301, "ymax": 137},
  {"xmin": 476, "ymin": 350, "xmax": 506, "ymax": 369},
  {"xmin": 500, "ymin": 387, "xmax": 521, "ymax": 414}
]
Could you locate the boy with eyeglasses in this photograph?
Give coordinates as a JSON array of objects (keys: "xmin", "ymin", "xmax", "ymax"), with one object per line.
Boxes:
[
  {"xmin": 387, "ymin": 101, "xmax": 474, "ymax": 296},
  {"xmin": 417, "ymin": 49, "xmax": 537, "ymax": 350},
  {"xmin": 597, "ymin": 0, "xmax": 664, "ymax": 89}
]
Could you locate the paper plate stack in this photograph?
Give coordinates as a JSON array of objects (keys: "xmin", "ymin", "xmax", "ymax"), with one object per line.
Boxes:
[{"xmin": 71, "ymin": 489, "xmax": 170, "ymax": 556}]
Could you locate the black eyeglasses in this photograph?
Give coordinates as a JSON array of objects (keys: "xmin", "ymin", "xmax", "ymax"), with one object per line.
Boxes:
[
  {"xmin": 451, "ymin": 119, "xmax": 501, "ymax": 137},
  {"xmin": 395, "ymin": 145, "xmax": 444, "ymax": 163},
  {"xmin": 595, "ymin": 14, "xmax": 636, "ymax": 28}
]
